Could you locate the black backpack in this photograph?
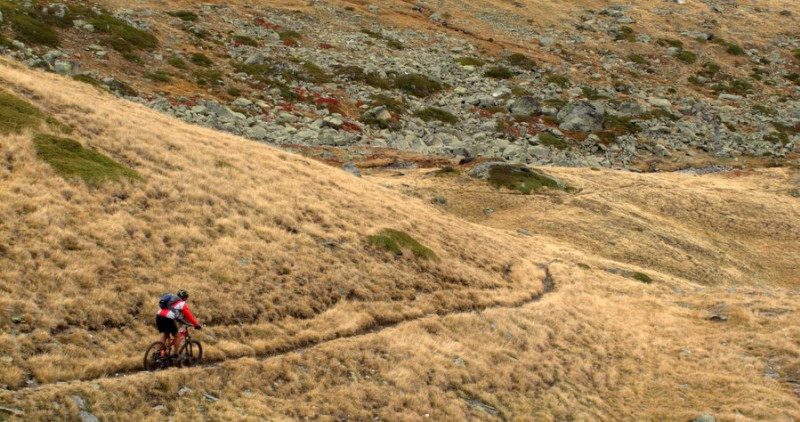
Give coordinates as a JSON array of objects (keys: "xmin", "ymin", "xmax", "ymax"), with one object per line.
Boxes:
[{"xmin": 158, "ymin": 293, "xmax": 179, "ymax": 311}]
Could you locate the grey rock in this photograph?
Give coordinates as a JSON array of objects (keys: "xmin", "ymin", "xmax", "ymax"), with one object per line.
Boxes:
[
  {"xmin": 202, "ymin": 391, "xmax": 220, "ymax": 402},
  {"xmin": 232, "ymin": 97, "xmax": 252, "ymax": 107},
  {"xmin": 244, "ymin": 52, "xmax": 265, "ymax": 65},
  {"xmin": 539, "ymin": 37, "xmax": 555, "ymax": 47},
  {"xmin": 342, "ymin": 162, "xmax": 361, "ymax": 177},
  {"xmin": 718, "ymin": 94, "xmax": 743, "ymax": 102},
  {"xmin": 509, "ymin": 96, "xmax": 540, "ymax": 116},
  {"xmin": 322, "ymin": 116, "xmax": 344, "ymax": 129},
  {"xmin": 694, "ymin": 414, "xmax": 716, "ymax": 422},
  {"xmin": 79, "ymin": 411, "xmax": 100, "ymax": 422},
  {"xmin": 46, "ymin": 3, "xmax": 69, "ymax": 19},
  {"xmin": 517, "ymin": 228, "xmax": 532, "ymax": 236},
  {"xmin": 483, "ymin": 208, "xmax": 495, "ymax": 215},
  {"xmin": 244, "ymin": 125, "xmax": 268, "ymax": 140},
  {"xmin": 647, "ymin": 97, "xmax": 672, "ymax": 109},
  {"xmin": 432, "ymin": 196, "xmax": 447, "ymax": 205},
  {"xmin": 71, "ymin": 396, "xmax": 87, "ymax": 410},
  {"xmin": 178, "ymin": 386, "xmax": 193, "ymax": 396},
  {"xmin": 54, "ymin": 60, "xmax": 80, "ymax": 75},
  {"xmin": 557, "ymin": 100, "xmax": 604, "ymax": 132},
  {"xmin": 205, "ymin": 102, "xmax": 239, "ymax": 120}
]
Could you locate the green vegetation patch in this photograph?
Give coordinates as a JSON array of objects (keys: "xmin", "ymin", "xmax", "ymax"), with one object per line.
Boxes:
[
  {"xmin": 11, "ymin": 13, "xmax": 60, "ymax": 47},
  {"xmin": 793, "ymin": 49, "xmax": 800, "ymax": 62},
  {"xmin": 0, "ymin": 92, "xmax": 43, "ymax": 134},
  {"xmin": 675, "ymin": 50, "xmax": 697, "ymax": 64},
  {"xmin": 361, "ymin": 29, "xmax": 383, "ymax": 39},
  {"xmin": 278, "ymin": 30, "xmax": 302, "ymax": 45},
  {"xmin": 546, "ymin": 75, "xmax": 571, "ymax": 88},
  {"xmin": 393, "ymin": 73, "xmax": 443, "ymax": 97},
  {"xmin": 487, "ymin": 165, "xmax": 563, "ymax": 194},
  {"xmin": 145, "ymin": 71, "xmax": 172, "ymax": 83},
  {"xmin": 538, "ymin": 133, "xmax": 568, "ymax": 150},
  {"xmin": 415, "ymin": 107, "xmax": 458, "ymax": 124},
  {"xmin": 167, "ymin": 10, "xmax": 198, "ymax": 21},
  {"xmin": 615, "ymin": 26, "xmax": 636, "ymax": 42},
  {"xmin": 368, "ymin": 229, "xmax": 437, "ymax": 260},
  {"xmin": 726, "ymin": 44, "xmax": 746, "ymax": 55},
  {"xmin": 434, "ymin": 166, "xmax": 460, "ymax": 176},
  {"xmin": 632, "ymin": 272, "xmax": 653, "ymax": 284},
  {"xmin": 484, "ymin": 66, "xmax": 513, "ymax": 79},
  {"xmin": 455, "ymin": 57, "xmax": 485, "ymax": 66},
  {"xmin": 190, "ymin": 53, "xmax": 213, "ymax": 67},
  {"xmin": 33, "ymin": 134, "xmax": 140, "ymax": 185},
  {"xmin": 91, "ymin": 13, "xmax": 158, "ymax": 52},
  {"xmin": 506, "ymin": 53, "xmax": 535, "ymax": 69},
  {"xmin": 333, "ymin": 65, "xmax": 391, "ymax": 89},
  {"xmin": 628, "ymin": 54, "xmax": 648, "ymax": 65},
  {"xmin": 657, "ymin": 38, "xmax": 683, "ymax": 49},
  {"xmin": 386, "ymin": 38, "xmax": 403, "ymax": 50},
  {"xmin": 369, "ymin": 94, "xmax": 405, "ymax": 113},
  {"xmin": 167, "ymin": 56, "xmax": 187, "ymax": 69},
  {"xmin": 233, "ymin": 35, "xmax": 258, "ymax": 46},
  {"xmin": 299, "ymin": 61, "xmax": 331, "ymax": 84}
]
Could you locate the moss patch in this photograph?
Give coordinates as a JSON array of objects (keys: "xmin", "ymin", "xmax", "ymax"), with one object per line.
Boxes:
[
  {"xmin": 190, "ymin": 53, "xmax": 213, "ymax": 67},
  {"xmin": 11, "ymin": 13, "xmax": 60, "ymax": 47},
  {"xmin": 632, "ymin": 272, "xmax": 653, "ymax": 284},
  {"xmin": 506, "ymin": 53, "xmax": 535, "ymax": 69},
  {"xmin": 675, "ymin": 50, "xmax": 697, "ymax": 64},
  {"xmin": 393, "ymin": 74, "xmax": 443, "ymax": 97},
  {"xmin": 33, "ymin": 134, "xmax": 140, "ymax": 185},
  {"xmin": 167, "ymin": 10, "xmax": 198, "ymax": 21},
  {"xmin": 91, "ymin": 13, "xmax": 158, "ymax": 52},
  {"xmin": 415, "ymin": 107, "xmax": 458, "ymax": 124},
  {"xmin": 546, "ymin": 75, "xmax": 571, "ymax": 88},
  {"xmin": 0, "ymin": 92, "xmax": 43, "ymax": 134},
  {"xmin": 455, "ymin": 57, "xmax": 485, "ymax": 67},
  {"xmin": 539, "ymin": 133, "xmax": 568, "ymax": 150},
  {"xmin": 487, "ymin": 166, "xmax": 563, "ymax": 195},
  {"xmin": 484, "ymin": 66, "xmax": 513, "ymax": 79},
  {"xmin": 368, "ymin": 229, "xmax": 437, "ymax": 260}
]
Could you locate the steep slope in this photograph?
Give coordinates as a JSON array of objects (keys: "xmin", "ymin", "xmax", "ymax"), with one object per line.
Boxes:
[{"xmin": 1, "ymin": 60, "xmax": 800, "ymax": 421}]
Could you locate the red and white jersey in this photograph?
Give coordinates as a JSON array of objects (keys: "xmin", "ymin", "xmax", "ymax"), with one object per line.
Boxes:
[{"xmin": 157, "ymin": 300, "xmax": 199, "ymax": 326}]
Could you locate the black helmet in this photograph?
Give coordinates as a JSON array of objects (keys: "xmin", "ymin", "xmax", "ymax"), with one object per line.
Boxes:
[{"xmin": 177, "ymin": 289, "xmax": 189, "ymax": 300}]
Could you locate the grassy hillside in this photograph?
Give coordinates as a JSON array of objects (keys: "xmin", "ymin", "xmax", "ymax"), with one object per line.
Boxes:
[
  {"xmin": 0, "ymin": 58, "xmax": 546, "ymax": 386},
  {"xmin": 1, "ymin": 60, "xmax": 800, "ymax": 420}
]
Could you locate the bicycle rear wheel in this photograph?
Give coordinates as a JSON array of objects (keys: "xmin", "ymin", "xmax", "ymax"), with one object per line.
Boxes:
[
  {"xmin": 144, "ymin": 341, "xmax": 170, "ymax": 371},
  {"xmin": 178, "ymin": 340, "xmax": 203, "ymax": 367}
]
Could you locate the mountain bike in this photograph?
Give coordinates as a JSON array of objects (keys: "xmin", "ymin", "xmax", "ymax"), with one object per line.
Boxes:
[{"xmin": 144, "ymin": 324, "xmax": 203, "ymax": 371}]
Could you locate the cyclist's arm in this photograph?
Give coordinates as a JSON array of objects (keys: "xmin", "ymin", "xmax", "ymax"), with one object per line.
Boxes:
[{"xmin": 181, "ymin": 305, "xmax": 200, "ymax": 327}]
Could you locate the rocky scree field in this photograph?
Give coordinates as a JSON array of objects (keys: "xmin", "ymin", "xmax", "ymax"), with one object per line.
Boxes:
[{"xmin": 0, "ymin": 0, "xmax": 798, "ymax": 172}]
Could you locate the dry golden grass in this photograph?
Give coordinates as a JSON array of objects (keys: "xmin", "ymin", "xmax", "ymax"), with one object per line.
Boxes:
[
  {"xmin": 0, "ymin": 58, "xmax": 545, "ymax": 386},
  {"xmin": 1, "ymin": 58, "xmax": 800, "ymax": 420}
]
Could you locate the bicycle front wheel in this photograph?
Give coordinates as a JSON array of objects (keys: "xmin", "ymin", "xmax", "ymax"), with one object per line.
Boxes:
[
  {"xmin": 144, "ymin": 341, "xmax": 169, "ymax": 371},
  {"xmin": 178, "ymin": 340, "xmax": 203, "ymax": 367}
]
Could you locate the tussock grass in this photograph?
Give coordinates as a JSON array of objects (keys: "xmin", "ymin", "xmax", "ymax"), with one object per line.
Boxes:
[
  {"xmin": 33, "ymin": 134, "xmax": 141, "ymax": 185},
  {"xmin": 505, "ymin": 53, "xmax": 535, "ymax": 69},
  {"xmin": 0, "ymin": 91, "xmax": 43, "ymax": 134},
  {"xmin": 190, "ymin": 53, "xmax": 213, "ymax": 67},
  {"xmin": 368, "ymin": 229, "xmax": 437, "ymax": 260}
]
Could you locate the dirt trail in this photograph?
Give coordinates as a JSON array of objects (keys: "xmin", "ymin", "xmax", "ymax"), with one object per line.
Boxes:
[{"xmin": 4, "ymin": 261, "xmax": 558, "ymax": 395}]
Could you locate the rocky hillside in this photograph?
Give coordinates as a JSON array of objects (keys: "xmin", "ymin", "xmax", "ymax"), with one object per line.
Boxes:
[{"xmin": 0, "ymin": 0, "xmax": 798, "ymax": 171}]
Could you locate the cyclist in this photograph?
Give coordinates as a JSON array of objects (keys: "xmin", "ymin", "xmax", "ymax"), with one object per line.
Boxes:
[{"xmin": 155, "ymin": 289, "xmax": 202, "ymax": 356}]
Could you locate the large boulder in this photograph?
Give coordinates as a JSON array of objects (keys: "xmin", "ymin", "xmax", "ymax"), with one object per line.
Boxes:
[{"xmin": 557, "ymin": 100, "xmax": 604, "ymax": 132}]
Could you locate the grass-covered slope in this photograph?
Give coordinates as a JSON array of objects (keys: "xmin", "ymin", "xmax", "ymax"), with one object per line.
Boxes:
[
  {"xmin": 1, "ymin": 59, "xmax": 800, "ymax": 421},
  {"xmin": 0, "ymin": 59, "xmax": 545, "ymax": 387}
]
